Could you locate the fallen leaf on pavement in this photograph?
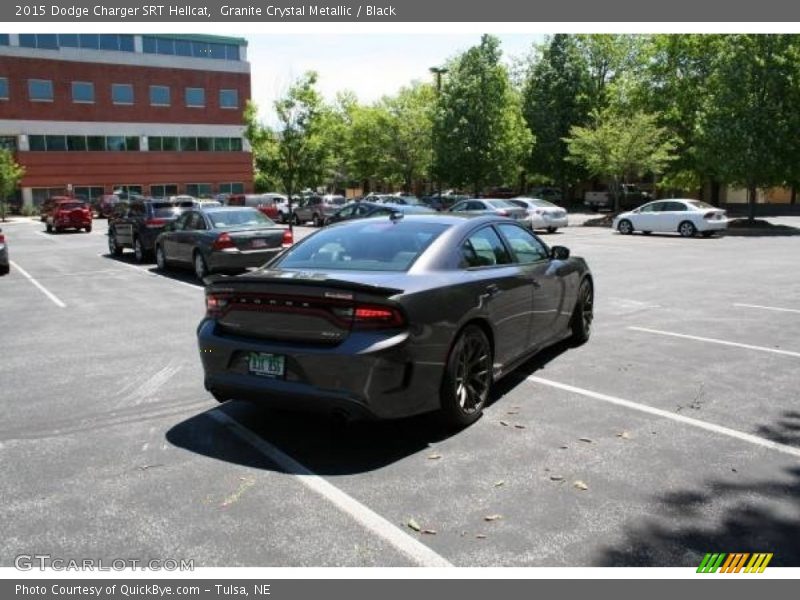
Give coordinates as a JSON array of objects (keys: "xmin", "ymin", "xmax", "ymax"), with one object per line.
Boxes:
[
  {"xmin": 549, "ymin": 475, "xmax": 564, "ymax": 481},
  {"xmin": 422, "ymin": 529, "xmax": 437, "ymax": 535},
  {"xmin": 427, "ymin": 453, "xmax": 442, "ymax": 460},
  {"xmin": 499, "ymin": 420, "xmax": 509, "ymax": 427},
  {"xmin": 484, "ymin": 514, "xmax": 503, "ymax": 522},
  {"xmin": 573, "ymin": 481, "xmax": 589, "ymax": 491},
  {"xmin": 579, "ymin": 437, "xmax": 593, "ymax": 443},
  {"xmin": 616, "ymin": 431, "xmax": 631, "ymax": 439},
  {"xmin": 514, "ymin": 424, "xmax": 526, "ymax": 429},
  {"xmin": 407, "ymin": 519, "xmax": 421, "ymax": 532},
  {"xmin": 493, "ymin": 480, "xmax": 505, "ymax": 488}
]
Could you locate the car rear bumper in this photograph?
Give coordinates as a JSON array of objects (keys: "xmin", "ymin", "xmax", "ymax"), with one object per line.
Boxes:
[
  {"xmin": 197, "ymin": 319, "xmax": 444, "ymax": 420},
  {"xmin": 207, "ymin": 248, "xmax": 282, "ymax": 272},
  {"xmin": 698, "ymin": 219, "xmax": 728, "ymax": 231},
  {"xmin": 541, "ymin": 215, "xmax": 568, "ymax": 229}
]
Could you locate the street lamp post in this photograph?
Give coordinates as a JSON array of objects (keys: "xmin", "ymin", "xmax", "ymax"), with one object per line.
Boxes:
[{"xmin": 429, "ymin": 66, "xmax": 448, "ymax": 206}]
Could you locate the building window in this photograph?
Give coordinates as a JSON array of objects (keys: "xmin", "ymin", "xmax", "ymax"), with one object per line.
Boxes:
[
  {"xmin": 20, "ymin": 34, "xmax": 58, "ymax": 50},
  {"xmin": 142, "ymin": 36, "xmax": 242, "ymax": 61},
  {"xmin": 0, "ymin": 34, "xmax": 9, "ymax": 46},
  {"xmin": 45, "ymin": 135, "xmax": 67, "ymax": 151},
  {"xmin": 162, "ymin": 137, "xmax": 178, "ymax": 151},
  {"xmin": 0, "ymin": 78, "xmax": 8, "ymax": 100},
  {"xmin": 150, "ymin": 184, "xmax": 178, "ymax": 198},
  {"xmin": 79, "ymin": 34, "xmax": 99, "ymax": 49},
  {"xmin": 67, "ymin": 136, "xmax": 87, "ymax": 151},
  {"xmin": 28, "ymin": 135, "xmax": 46, "ymax": 151},
  {"xmin": 106, "ymin": 136, "xmax": 126, "ymax": 151},
  {"xmin": 197, "ymin": 137, "xmax": 212, "ymax": 151},
  {"xmin": 28, "ymin": 79, "xmax": 54, "ymax": 102},
  {"xmin": 213, "ymin": 138, "xmax": 230, "ymax": 152},
  {"xmin": 87, "ymin": 136, "xmax": 105, "ymax": 151},
  {"xmin": 219, "ymin": 183, "xmax": 245, "ymax": 194},
  {"xmin": 149, "ymin": 85, "xmax": 170, "ymax": 106},
  {"xmin": 58, "ymin": 34, "xmax": 79, "ymax": 48},
  {"xmin": 112, "ymin": 83, "xmax": 134, "ymax": 105},
  {"xmin": 73, "ymin": 187, "xmax": 104, "ymax": 203},
  {"xmin": 71, "ymin": 81, "xmax": 94, "ymax": 103},
  {"xmin": 185, "ymin": 87, "xmax": 205, "ymax": 108},
  {"xmin": 125, "ymin": 136, "xmax": 140, "ymax": 151},
  {"xmin": 186, "ymin": 184, "xmax": 212, "ymax": 197},
  {"xmin": 0, "ymin": 136, "xmax": 17, "ymax": 151},
  {"xmin": 180, "ymin": 137, "xmax": 197, "ymax": 152},
  {"xmin": 219, "ymin": 89, "xmax": 238, "ymax": 109},
  {"xmin": 230, "ymin": 138, "xmax": 243, "ymax": 151}
]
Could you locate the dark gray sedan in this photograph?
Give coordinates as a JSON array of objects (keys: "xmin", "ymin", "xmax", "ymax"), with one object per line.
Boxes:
[
  {"xmin": 198, "ymin": 214, "xmax": 593, "ymax": 427},
  {"xmin": 449, "ymin": 198, "xmax": 529, "ymax": 222},
  {"xmin": 155, "ymin": 207, "xmax": 292, "ymax": 281}
]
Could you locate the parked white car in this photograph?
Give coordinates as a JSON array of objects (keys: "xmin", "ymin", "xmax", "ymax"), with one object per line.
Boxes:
[
  {"xmin": 509, "ymin": 197, "xmax": 569, "ymax": 232},
  {"xmin": 613, "ymin": 199, "xmax": 728, "ymax": 237}
]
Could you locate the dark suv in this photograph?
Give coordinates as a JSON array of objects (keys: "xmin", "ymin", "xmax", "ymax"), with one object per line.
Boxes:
[{"xmin": 108, "ymin": 198, "xmax": 184, "ymax": 262}]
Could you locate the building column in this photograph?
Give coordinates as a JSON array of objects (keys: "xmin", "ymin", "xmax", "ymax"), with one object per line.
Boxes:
[{"xmin": 21, "ymin": 188, "xmax": 33, "ymax": 208}]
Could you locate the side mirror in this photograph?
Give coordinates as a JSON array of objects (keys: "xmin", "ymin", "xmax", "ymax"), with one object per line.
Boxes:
[{"xmin": 550, "ymin": 245, "xmax": 570, "ymax": 260}]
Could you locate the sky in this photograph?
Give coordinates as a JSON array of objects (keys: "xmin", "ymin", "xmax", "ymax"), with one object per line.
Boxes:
[{"xmin": 244, "ymin": 34, "xmax": 542, "ymax": 126}]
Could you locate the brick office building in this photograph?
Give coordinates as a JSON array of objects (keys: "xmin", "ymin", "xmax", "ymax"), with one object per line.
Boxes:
[{"xmin": 0, "ymin": 33, "xmax": 253, "ymax": 208}]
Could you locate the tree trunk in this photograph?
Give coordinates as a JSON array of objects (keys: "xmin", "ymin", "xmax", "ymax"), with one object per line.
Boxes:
[
  {"xmin": 711, "ymin": 180, "xmax": 721, "ymax": 207},
  {"xmin": 791, "ymin": 185, "xmax": 797, "ymax": 205},
  {"xmin": 748, "ymin": 184, "xmax": 757, "ymax": 223}
]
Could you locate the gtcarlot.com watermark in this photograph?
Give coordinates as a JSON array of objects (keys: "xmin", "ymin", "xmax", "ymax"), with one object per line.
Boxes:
[{"xmin": 15, "ymin": 554, "xmax": 194, "ymax": 571}]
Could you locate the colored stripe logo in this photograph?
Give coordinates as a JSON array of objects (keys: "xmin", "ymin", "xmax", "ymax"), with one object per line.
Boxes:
[{"xmin": 697, "ymin": 553, "xmax": 773, "ymax": 573}]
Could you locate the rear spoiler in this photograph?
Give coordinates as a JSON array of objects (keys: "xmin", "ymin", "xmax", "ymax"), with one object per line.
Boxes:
[{"xmin": 203, "ymin": 271, "xmax": 404, "ymax": 297}]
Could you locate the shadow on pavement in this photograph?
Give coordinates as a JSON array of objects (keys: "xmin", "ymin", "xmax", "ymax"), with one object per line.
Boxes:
[
  {"xmin": 166, "ymin": 340, "xmax": 573, "ymax": 476},
  {"xmin": 596, "ymin": 412, "xmax": 800, "ymax": 566}
]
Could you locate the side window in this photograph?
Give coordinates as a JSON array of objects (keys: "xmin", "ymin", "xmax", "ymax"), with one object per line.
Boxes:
[
  {"xmin": 496, "ymin": 224, "xmax": 549, "ymax": 263},
  {"xmin": 173, "ymin": 212, "xmax": 191, "ymax": 231},
  {"xmin": 187, "ymin": 212, "xmax": 207, "ymax": 230},
  {"xmin": 338, "ymin": 205, "xmax": 355, "ymax": 218},
  {"xmin": 665, "ymin": 201, "xmax": 687, "ymax": 212},
  {"xmin": 466, "ymin": 201, "xmax": 484, "ymax": 211},
  {"xmin": 355, "ymin": 204, "xmax": 372, "ymax": 216},
  {"xmin": 451, "ymin": 201, "xmax": 467, "ymax": 212},
  {"xmin": 639, "ymin": 203, "xmax": 659, "ymax": 213},
  {"xmin": 460, "ymin": 226, "xmax": 512, "ymax": 268},
  {"xmin": 128, "ymin": 202, "xmax": 145, "ymax": 218}
]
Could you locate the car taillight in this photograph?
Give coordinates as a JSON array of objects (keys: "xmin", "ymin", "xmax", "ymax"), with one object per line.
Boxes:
[
  {"xmin": 0, "ymin": 233, "xmax": 5, "ymax": 244},
  {"xmin": 212, "ymin": 232, "xmax": 236, "ymax": 251},
  {"xmin": 145, "ymin": 218, "xmax": 167, "ymax": 228},
  {"xmin": 281, "ymin": 229, "xmax": 293, "ymax": 248},
  {"xmin": 352, "ymin": 304, "xmax": 405, "ymax": 329},
  {"xmin": 206, "ymin": 293, "xmax": 230, "ymax": 318}
]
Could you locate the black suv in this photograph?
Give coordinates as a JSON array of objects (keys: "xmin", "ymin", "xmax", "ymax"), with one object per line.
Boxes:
[{"xmin": 108, "ymin": 197, "xmax": 184, "ymax": 262}]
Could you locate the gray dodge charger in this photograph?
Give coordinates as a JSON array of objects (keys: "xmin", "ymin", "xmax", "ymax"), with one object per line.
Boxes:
[{"xmin": 198, "ymin": 214, "xmax": 593, "ymax": 427}]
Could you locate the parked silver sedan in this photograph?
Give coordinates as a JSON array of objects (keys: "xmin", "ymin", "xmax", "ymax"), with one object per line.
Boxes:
[
  {"xmin": 449, "ymin": 198, "xmax": 528, "ymax": 222},
  {"xmin": 155, "ymin": 207, "xmax": 293, "ymax": 281},
  {"xmin": 509, "ymin": 197, "xmax": 569, "ymax": 233}
]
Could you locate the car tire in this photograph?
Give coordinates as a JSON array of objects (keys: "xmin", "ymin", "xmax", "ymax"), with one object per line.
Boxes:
[
  {"xmin": 193, "ymin": 251, "xmax": 209, "ymax": 282},
  {"xmin": 642, "ymin": 231, "xmax": 652, "ymax": 235},
  {"xmin": 547, "ymin": 227, "xmax": 557, "ymax": 233},
  {"xmin": 0, "ymin": 264, "xmax": 9, "ymax": 276},
  {"xmin": 108, "ymin": 231, "xmax": 123, "ymax": 256},
  {"xmin": 155, "ymin": 245, "xmax": 167, "ymax": 271},
  {"xmin": 617, "ymin": 219, "xmax": 634, "ymax": 235},
  {"xmin": 133, "ymin": 237, "xmax": 147, "ymax": 263},
  {"xmin": 85, "ymin": 225, "xmax": 92, "ymax": 233},
  {"xmin": 570, "ymin": 278, "xmax": 593, "ymax": 346},
  {"xmin": 46, "ymin": 223, "xmax": 52, "ymax": 233},
  {"xmin": 440, "ymin": 324, "xmax": 493, "ymax": 428},
  {"xmin": 701, "ymin": 231, "xmax": 714, "ymax": 238},
  {"xmin": 678, "ymin": 220, "xmax": 697, "ymax": 238},
  {"xmin": 313, "ymin": 213, "xmax": 323, "ymax": 227},
  {"xmin": 279, "ymin": 212, "xmax": 287, "ymax": 224}
]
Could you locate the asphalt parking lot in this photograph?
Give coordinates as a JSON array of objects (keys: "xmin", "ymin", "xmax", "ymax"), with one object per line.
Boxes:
[{"xmin": 1, "ymin": 216, "xmax": 798, "ymax": 567}]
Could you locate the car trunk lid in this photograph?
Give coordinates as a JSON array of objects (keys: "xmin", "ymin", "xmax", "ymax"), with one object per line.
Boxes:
[{"xmin": 205, "ymin": 269, "xmax": 405, "ymax": 344}]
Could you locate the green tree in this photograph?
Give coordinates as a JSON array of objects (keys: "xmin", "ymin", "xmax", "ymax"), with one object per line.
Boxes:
[
  {"xmin": 432, "ymin": 34, "xmax": 534, "ymax": 195},
  {"xmin": 242, "ymin": 100, "xmax": 281, "ymax": 192},
  {"xmin": 522, "ymin": 34, "xmax": 591, "ymax": 198},
  {"xmin": 696, "ymin": 34, "xmax": 800, "ymax": 220},
  {"xmin": 381, "ymin": 82, "xmax": 435, "ymax": 191},
  {"xmin": 0, "ymin": 149, "xmax": 25, "ymax": 222},
  {"xmin": 565, "ymin": 108, "xmax": 680, "ymax": 212}
]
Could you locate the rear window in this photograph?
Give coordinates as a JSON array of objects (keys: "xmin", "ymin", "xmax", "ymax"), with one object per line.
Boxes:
[
  {"xmin": 275, "ymin": 221, "xmax": 449, "ymax": 272},
  {"xmin": 152, "ymin": 203, "xmax": 181, "ymax": 218},
  {"xmin": 528, "ymin": 199, "xmax": 557, "ymax": 208},
  {"xmin": 686, "ymin": 200, "xmax": 715, "ymax": 209},
  {"xmin": 208, "ymin": 209, "xmax": 273, "ymax": 229},
  {"xmin": 58, "ymin": 202, "xmax": 84, "ymax": 211},
  {"xmin": 485, "ymin": 199, "xmax": 516, "ymax": 208}
]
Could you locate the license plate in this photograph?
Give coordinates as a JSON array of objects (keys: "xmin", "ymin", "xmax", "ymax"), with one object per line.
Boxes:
[
  {"xmin": 248, "ymin": 352, "xmax": 285, "ymax": 378},
  {"xmin": 251, "ymin": 239, "xmax": 267, "ymax": 248}
]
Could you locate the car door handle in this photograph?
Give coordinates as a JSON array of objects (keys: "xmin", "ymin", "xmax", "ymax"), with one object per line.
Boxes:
[{"xmin": 484, "ymin": 284, "xmax": 501, "ymax": 297}]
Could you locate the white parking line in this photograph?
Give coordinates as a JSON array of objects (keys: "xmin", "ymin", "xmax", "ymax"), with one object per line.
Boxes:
[
  {"xmin": 734, "ymin": 303, "xmax": 800, "ymax": 314},
  {"xmin": 34, "ymin": 231, "xmax": 57, "ymax": 242},
  {"xmin": 9, "ymin": 260, "xmax": 66, "ymax": 308},
  {"xmin": 97, "ymin": 253, "xmax": 203, "ymax": 292},
  {"xmin": 526, "ymin": 376, "xmax": 800, "ymax": 459},
  {"xmin": 629, "ymin": 326, "xmax": 800, "ymax": 359},
  {"xmin": 207, "ymin": 409, "xmax": 453, "ymax": 567}
]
